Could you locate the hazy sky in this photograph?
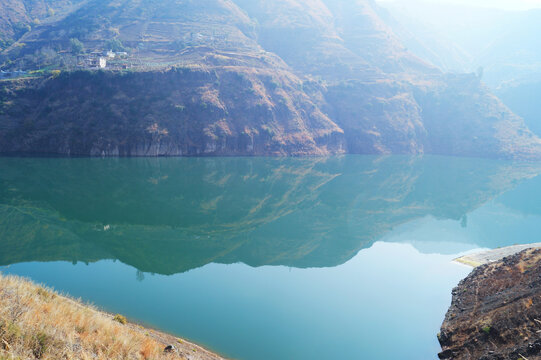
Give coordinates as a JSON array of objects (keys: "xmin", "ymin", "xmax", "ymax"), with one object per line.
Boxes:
[{"xmin": 377, "ymin": 0, "xmax": 541, "ymax": 11}]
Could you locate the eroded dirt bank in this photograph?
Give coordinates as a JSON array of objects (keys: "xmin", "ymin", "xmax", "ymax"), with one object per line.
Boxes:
[{"xmin": 438, "ymin": 248, "xmax": 541, "ymax": 359}]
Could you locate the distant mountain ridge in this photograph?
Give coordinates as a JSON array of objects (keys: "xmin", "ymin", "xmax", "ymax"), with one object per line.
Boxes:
[
  {"xmin": 381, "ymin": 2, "xmax": 541, "ymax": 85},
  {"xmin": 0, "ymin": 0, "xmax": 540, "ymax": 158},
  {"xmin": 380, "ymin": 0, "xmax": 541, "ymax": 143}
]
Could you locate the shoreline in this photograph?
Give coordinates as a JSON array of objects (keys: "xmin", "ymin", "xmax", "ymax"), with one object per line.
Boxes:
[
  {"xmin": 0, "ymin": 273, "xmax": 227, "ymax": 360},
  {"xmin": 439, "ymin": 248, "xmax": 541, "ymax": 359},
  {"xmin": 437, "ymin": 243, "xmax": 541, "ymax": 358},
  {"xmin": 99, "ymin": 310, "xmax": 227, "ymax": 360},
  {"xmin": 4, "ymin": 243, "xmax": 540, "ymax": 360},
  {"xmin": 454, "ymin": 242, "xmax": 541, "ymax": 267}
]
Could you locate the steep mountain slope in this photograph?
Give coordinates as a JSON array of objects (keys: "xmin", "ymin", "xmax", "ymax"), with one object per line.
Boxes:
[
  {"xmin": 475, "ymin": 10, "xmax": 541, "ymax": 86},
  {"xmin": 496, "ymin": 81, "xmax": 541, "ymax": 137},
  {"xmin": 0, "ymin": 67, "xmax": 344, "ymax": 156},
  {"xmin": 414, "ymin": 74, "xmax": 541, "ymax": 159},
  {"xmin": 438, "ymin": 248, "xmax": 541, "ymax": 359},
  {"xmin": 233, "ymin": 0, "xmax": 436, "ymax": 79},
  {"xmin": 383, "ymin": 2, "xmax": 541, "ymax": 87},
  {"xmin": 0, "ymin": 0, "xmax": 84, "ymax": 50},
  {"xmin": 381, "ymin": 1, "xmax": 541, "ymax": 140},
  {"xmin": 0, "ymin": 0, "xmax": 346, "ymax": 156},
  {"xmin": 374, "ymin": 3, "xmax": 471, "ymax": 73},
  {"xmin": 0, "ymin": 0, "xmax": 540, "ymax": 158}
]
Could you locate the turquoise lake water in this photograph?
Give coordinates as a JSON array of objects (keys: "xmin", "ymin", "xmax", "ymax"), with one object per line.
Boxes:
[{"xmin": 1, "ymin": 155, "xmax": 541, "ymax": 359}]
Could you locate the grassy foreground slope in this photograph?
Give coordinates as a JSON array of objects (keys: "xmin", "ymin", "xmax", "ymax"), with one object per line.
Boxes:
[{"xmin": 0, "ymin": 274, "xmax": 224, "ymax": 360}]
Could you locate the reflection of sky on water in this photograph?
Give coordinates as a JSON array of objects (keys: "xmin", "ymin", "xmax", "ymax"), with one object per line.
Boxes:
[
  {"xmin": 385, "ymin": 188, "xmax": 541, "ymax": 255},
  {"xmin": 0, "ymin": 242, "xmax": 471, "ymax": 360}
]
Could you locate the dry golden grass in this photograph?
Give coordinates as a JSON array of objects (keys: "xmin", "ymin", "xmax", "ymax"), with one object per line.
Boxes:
[{"xmin": 0, "ymin": 274, "xmax": 185, "ymax": 360}]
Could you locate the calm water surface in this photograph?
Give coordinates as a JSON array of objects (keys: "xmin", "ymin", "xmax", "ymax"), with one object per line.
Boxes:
[{"xmin": 1, "ymin": 155, "xmax": 540, "ymax": 359}]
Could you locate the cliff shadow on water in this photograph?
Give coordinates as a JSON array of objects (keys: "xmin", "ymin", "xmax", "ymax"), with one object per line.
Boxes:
[{"xmin": 0, "ymin": 155, "xmax": 540, "ymax": 274}]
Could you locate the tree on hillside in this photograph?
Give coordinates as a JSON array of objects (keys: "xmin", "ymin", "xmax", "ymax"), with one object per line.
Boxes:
[
  {"xmin": 37, "ymin": 47, "xmax": 59, "ymax": 68},
  {"xmin": 105, "ymin": 38, "xmax": 126, "ymax": 52},
  {"xmin": 13, "ymin": 22, "xmax": 31, "ymax": 38},
  {"xmin": 70, "ymin": 38, "xmax": 84, "ymax": 54}
]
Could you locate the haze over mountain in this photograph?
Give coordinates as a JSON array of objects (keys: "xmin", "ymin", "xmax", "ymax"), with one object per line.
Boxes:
[
  {"xmin": 0, "ymin": 0, "xmax": 540, "ymax": 158},
  {"xmin": 380, "ymin": 0, "xmax": 541, "ymax": 138}
]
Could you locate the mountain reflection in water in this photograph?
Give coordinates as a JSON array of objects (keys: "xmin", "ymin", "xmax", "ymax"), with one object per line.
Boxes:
[{"xmin": 0, "ymin": 155, "xmax": 539, "ymax": 274}]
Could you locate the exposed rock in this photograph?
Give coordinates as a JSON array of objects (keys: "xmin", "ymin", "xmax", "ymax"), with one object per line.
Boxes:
[
  {"xmin": 164, "ymin": 345, "xmax": 176, "ymax": 353},
  {"xmin": 438, "ymin": 248, "xmax": 541, "ymax": 359},
  {"xmin": 0, "ymin": 69, "xmax": 345, "ymax": 157}
]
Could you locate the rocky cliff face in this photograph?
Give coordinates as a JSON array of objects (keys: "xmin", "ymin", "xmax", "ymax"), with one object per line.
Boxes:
[
  {"xmin": 0, "ymin": 68, "xmax": 345, "ymax": 156},
  {"xmin": 438, "ymin": 248, "xmax": 541, "ymax": 359},
  {"xmin": 415, "ymin": 74, "xmax": 541, "ymax": 160}
]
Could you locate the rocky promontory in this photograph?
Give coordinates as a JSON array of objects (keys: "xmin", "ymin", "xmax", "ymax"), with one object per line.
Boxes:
[{"xmin": 438, "ymin": 248, "xmax": 541, "ymax": 359}]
